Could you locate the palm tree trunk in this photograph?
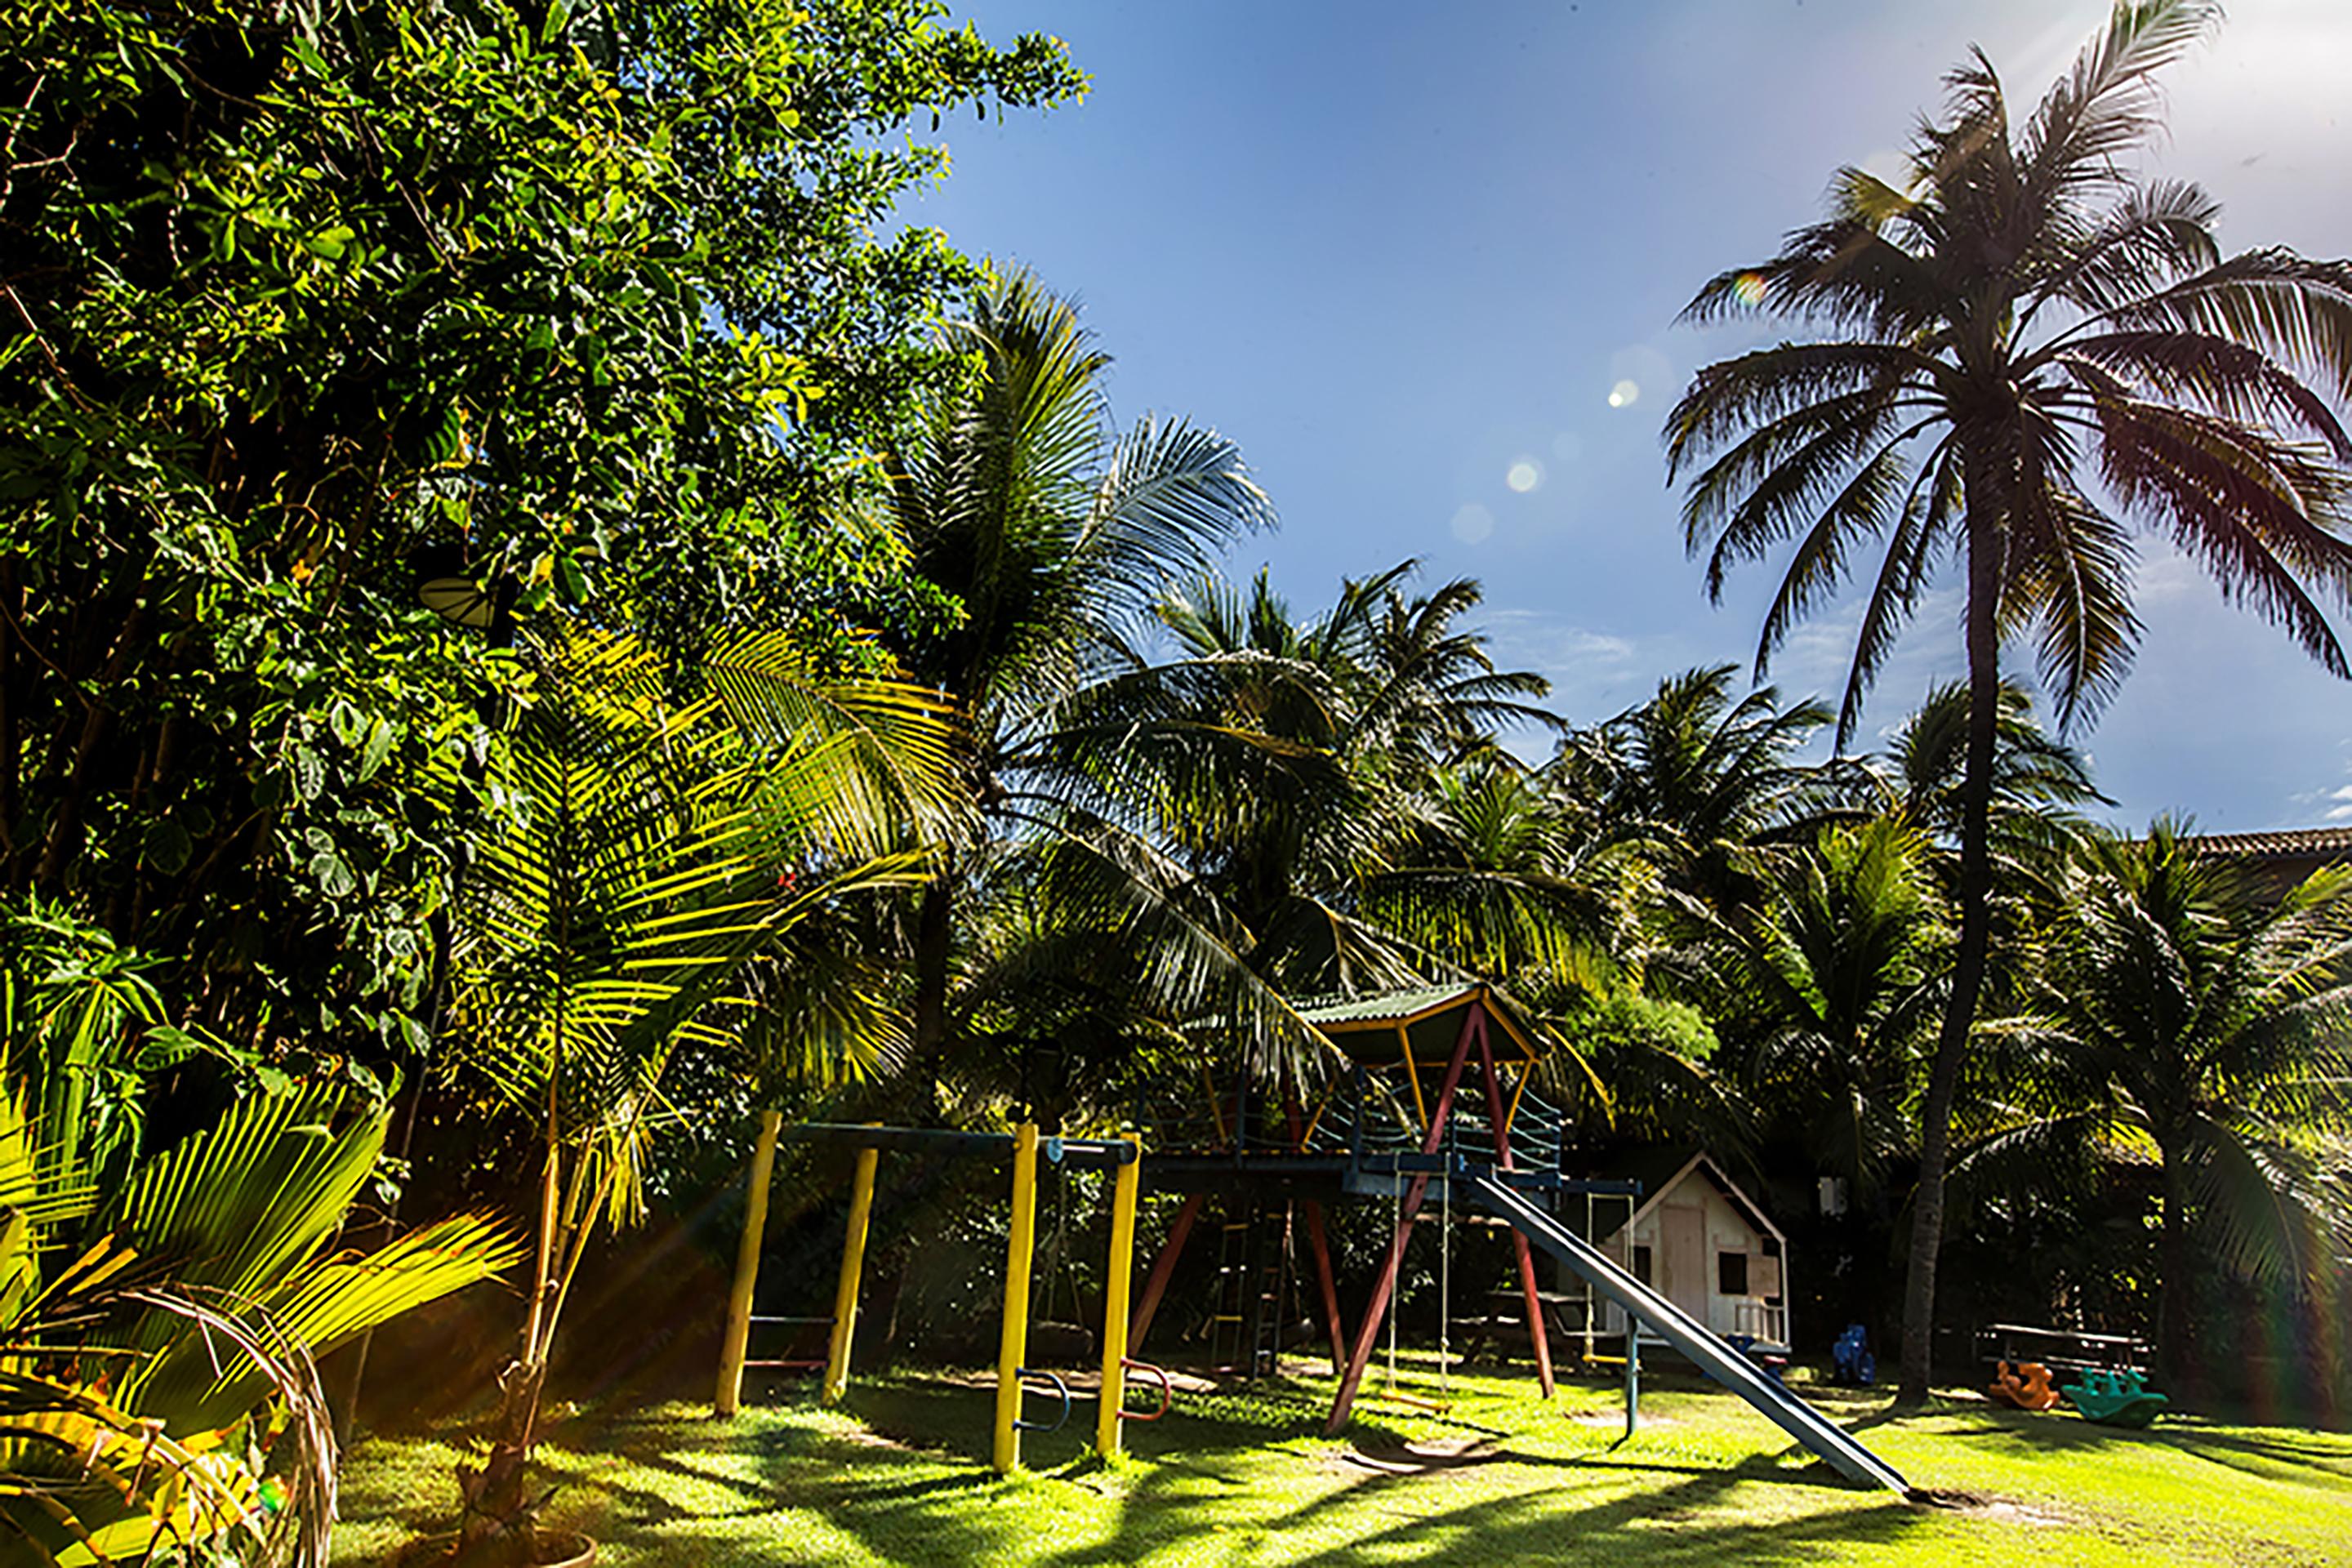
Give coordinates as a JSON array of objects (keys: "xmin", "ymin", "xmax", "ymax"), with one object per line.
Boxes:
[
  {"xmin": 2158, "ymin": 1143, "xmax": 2191, "ymax": 1388},
  {"xmin": 1898, "ymin": 506, "xmax": 2004, "ymax": 1405},
  {"xmin": 912, "ymin": 870, "xmax": 952, "ymax": 1119}
]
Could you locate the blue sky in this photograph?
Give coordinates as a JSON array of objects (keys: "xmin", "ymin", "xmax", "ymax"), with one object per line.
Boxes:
[{"xmin": 907, "ymin": 0, "xmax": 2352, "ymax": 831}]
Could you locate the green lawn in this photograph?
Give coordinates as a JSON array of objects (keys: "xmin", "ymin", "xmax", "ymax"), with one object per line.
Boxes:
[{"xmin": 333, "ymin": 1362, "xmax": 2352, "ymax": 1566}]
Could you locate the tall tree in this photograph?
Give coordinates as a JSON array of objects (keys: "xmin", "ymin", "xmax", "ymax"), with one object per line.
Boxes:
[
  {"xmin": 1730, "ymin": 815, "xmax": 1949, "ymax": 1208},
  {"xmin": 879, "ymin": 273, "xmax": 1276, "ymax": 1097},
  {"xmin": 443, "ymin": 623, "xmax": 955, "ymax": 1551},
  {"xmin": 0, "ymin": 0, "xmax": 1078, "ymax": 1069},
  {"xmin": 2040, "ymin": 823, "xmax": 2352, "ymax": 1380},
  {"xmin": 1664, "ymin": 0, "xmax": 2352, "ymax": 1400},
  {"xmin": 1575, "ymin": 664, "xmax": 1838, "ymax": 920}
]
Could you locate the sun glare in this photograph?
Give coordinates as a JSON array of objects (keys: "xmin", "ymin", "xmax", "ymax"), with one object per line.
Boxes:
[{"xmin": 1450, "ymin": 502, "xmax": 1494, "ymax": 545}]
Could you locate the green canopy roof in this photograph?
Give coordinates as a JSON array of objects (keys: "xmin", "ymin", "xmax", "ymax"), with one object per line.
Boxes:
[{"xmin": 1296, "ymin": 982, "xmax": 1547, "ymax": 1072}]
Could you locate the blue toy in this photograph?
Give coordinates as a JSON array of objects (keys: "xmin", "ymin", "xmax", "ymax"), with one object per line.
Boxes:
[{"xmin": 1832, "ymin": 1323, "xmax": 1877, "ymax": 1386}]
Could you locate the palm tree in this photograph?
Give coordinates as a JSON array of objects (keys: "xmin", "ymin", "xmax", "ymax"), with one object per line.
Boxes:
[
  {"xmin": 444, "ymin": 624, "xmax": 953, "ymax": 1553},
  {"xmin": 877, "ymin": 271, "xmax": 1276, "ymax": 1096},
  {"xmin": 980, "ymin": 562, "xmax": 1585, "ymax": 1092},
  {"xmin": 1665, "ymin": 0, "xmax": 2352, "ymax": 1400},
  {"xmin": 1882, "ymin": 683, "xmax": 2096, "ymax": 837},
  {"xmin": 0, "ymin": 1073, "xmax": 514, "ymax": 1563},
  {"xmin": 1878, "ymin": 680, "xmax": 2102, "ymax": 1024},
  {"xmin": 1141, "ymin": 564, "xmax": 1563, "ymax": 1000},
  {"xmin": 2037, "ymin": 823, "xmax": 2352, "ymax": 1382},
  {"xmin": 1731, "ymin": 816, "xmax": 1949, "ymax": 1207},
  {"xmin": 1574, "ymin": 665, "xmax": 1840, "ymax": 921}
]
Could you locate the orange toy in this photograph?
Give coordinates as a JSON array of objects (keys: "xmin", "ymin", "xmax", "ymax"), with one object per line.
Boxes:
[{"xmin": 1986, "ymin": 1359, "xmax": 2060, "ymax": 1410}]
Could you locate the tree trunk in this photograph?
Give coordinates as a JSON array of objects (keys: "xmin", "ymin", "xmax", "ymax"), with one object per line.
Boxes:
[
  {"xmin": 2158, "ymin": 1143, "xmax": 2191, "ymax": 1388},
  {"xmin": 458, "ymin": 1358, "xmax": 548, "ymax": 1558},
  {"xmin": 1897, "ymin": 504, "xmax": 2004, "ymax": 1405},
  {"xmin": 911, "ymin": 869, "xmax": 952, "ymax": 1119}
]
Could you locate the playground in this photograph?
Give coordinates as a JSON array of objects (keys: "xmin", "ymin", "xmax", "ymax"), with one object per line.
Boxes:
[
  {"xmin": 332, "ymin": 1367, "xmax": 2352, "ymax": 1566},
  {"xmin": 331, "ymin": 982, "xmax": 2349, "ymax": 1564}
]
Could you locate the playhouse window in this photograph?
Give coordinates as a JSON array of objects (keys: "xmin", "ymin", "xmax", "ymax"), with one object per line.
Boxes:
[{"xmin": 1717, "ymin": 1250, "xmax": 1749, "ymax": 1296}]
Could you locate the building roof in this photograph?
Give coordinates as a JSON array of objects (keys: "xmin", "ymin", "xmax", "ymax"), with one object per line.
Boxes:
[
  {"xmin": 1592, "ymin": 1146, "xmax": 1785, "ymax": 1245},
  {"xmin": 2181, "ymin": 826, "xmax": 2352, "ymax": 862},
  {"xmin": 1294, "ymin": 982, "xmax": 1548, "ymax": 1072}
]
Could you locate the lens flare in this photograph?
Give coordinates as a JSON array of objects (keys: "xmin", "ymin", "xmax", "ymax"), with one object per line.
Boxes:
[
  {"xmin": 1607, "ymin": 379, "xmax": 1640, "ymax": 408},
  {"xmin": 1450, "ymin": 502, "xmax": 1494, "ymax": 545},
  {"xmin": 1506, "ymin": 458, "xmax": 1543, "ymax": 493},
  {"xmin": 1734, "ymin": 271, "xmax": 1769, "ymax": 306}
]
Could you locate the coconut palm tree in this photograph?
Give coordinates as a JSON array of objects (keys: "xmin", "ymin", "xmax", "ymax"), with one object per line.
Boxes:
[
  {"xmin": 1138, "ymin": 564, "xmax": 1564, "ymax": 999},
  {"xmin": 1665, "ymin": 0, "xmax": 2352, "ymax": 1399},
  {"xmin": 1731, "ymin": 815, "xmax": 1949, "ymax": 1206},
  {"xmin": 2038, "ymin": 822, "xmax": 2352, "ymax": 1382},
  {"xmin": 876, "ymin": 271, "xmax": 1276, "ymax": 1094},
  {"xmin": 1877, "ymin": 681, "xmax": 2102, "ymax": 1030},
  {"xmin": 1575, "ymin": 665, "xmax": 1841, "ymax": 922},
  {"xmin": 1882, "ymin": 682, "xmax": 2102, "ymax": 851}
]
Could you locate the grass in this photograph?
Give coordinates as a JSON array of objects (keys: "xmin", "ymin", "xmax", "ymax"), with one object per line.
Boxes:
[{"xmin": 332, "ymin": 1359, "xmax": 2352, "ymax": 1566}]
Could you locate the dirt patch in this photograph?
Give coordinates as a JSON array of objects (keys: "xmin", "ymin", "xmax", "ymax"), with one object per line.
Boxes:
[
  {"xmin": 1572, "ymin": 1406, "xmax": 1672, "ymax": 1429},
  {"xmin": 1914, "ymin": 1488, "xmax": 2069, "ymax": 1526}
]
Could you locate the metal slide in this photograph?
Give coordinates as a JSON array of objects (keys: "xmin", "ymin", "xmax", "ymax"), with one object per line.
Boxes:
[{"xmin": 1467, "ymin": 1174, "xmax": 1909, "ymax": 1492}]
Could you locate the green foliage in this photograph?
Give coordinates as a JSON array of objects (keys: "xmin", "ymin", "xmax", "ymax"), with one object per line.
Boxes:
[
  {"xmin": 0, "ymin": 0, "xmax": 1080, "ymax": 1067},
  {"xmin": 0, "ymin": 1075, "xmax": 518, "ymax": 1563},
  {"xmin": 2035, "ymin": 822, "xmax": 2352, "ymax": 1368},
  {"xmin": 1561, "ymin": 991, "xmax": 1719, "ymax": 1065},
  {"xmin": 439, "ymin": 617, "xmax": 957, "ymax": 1543},
  {"xmin": 1737, "ymin": 817, "xmax": 1949, "ymax": 1198}
]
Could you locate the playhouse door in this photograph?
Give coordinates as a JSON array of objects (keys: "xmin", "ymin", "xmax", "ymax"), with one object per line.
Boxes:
[{"xmin": 1659, "ymin": 1203, "xmax": 1708, "ymax": 1325}]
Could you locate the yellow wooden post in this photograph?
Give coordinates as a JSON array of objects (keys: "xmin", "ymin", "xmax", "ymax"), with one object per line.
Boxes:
[
  {"xmin": 715, "ymin": 1108, "xmax": 782, "ymax": 1418},
  {"xmin": 992, "ymin": 1122, "xmax": 1040, "ymax": 1473},
  {"xmin": 822, "ymin": 1143, "xmax": 880, "ymax": 1405},
  {"xmin": 1095, "ymin": 1134, "xmax": 1142, "ymax": 1457}
]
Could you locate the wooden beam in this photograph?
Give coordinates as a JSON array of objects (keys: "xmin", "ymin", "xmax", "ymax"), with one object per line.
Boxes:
[
  {"xmin": 1478, "ymin": 1021, "xmax": 1554, "ymax": 1400},
  {"xmin": 1129, "ymin": 1193, "xmax": 1202, "ymax": 1351},
  {"xmin": 1396, "ymin": 1024, "xmax": 1428, "ymax": 1129},
  {"xmin": 715, "ymin": 1108, "xmax": 782, "ymax": 1418},
  {"xmin": 1325, "ymin": 1003, "xmax": 1486, "ymax": 1433}
]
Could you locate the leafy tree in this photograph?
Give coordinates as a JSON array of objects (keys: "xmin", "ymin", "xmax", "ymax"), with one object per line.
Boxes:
[
  {"xmin": 2036, "ymin": 823, "xmax": 2352, "ymax": 1380},
  {"xmin": 1730, "ymin": 816, "xmax": 1949, "ymax": 1205},
  {"xmin": 1571, "ymin": 665, "xmax": 1839, "ymax": 927},
  {"xmin": 1140, "ymin": 565, "xmax": 1559, "ymax": 1001},
  {"xmin": 0, "ymin": 0, "xmax": 1078, "ymax": 1071},
  {"xmin": 1664, "ymin": 0, "xmax": 2352, "ymax": 1398},
  {"xmin": 1881, "ymin": 682, "xmax": 2103, "ymax": 851}
]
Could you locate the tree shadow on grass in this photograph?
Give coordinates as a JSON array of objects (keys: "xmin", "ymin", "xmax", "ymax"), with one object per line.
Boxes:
[{"xmin": 1040, "ymin": 1454, "xmax": 1926, "ymax": 1568}]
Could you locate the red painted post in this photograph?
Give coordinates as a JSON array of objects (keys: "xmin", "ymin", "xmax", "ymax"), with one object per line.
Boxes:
[
  {"xmin": 1129, "ymin": 1193, "xmax": 1202, "ymax": 1351},
  {"xmin": 1301, "ymin": 1199, "xmax": 1348, "ymax": 1376},
  {"xmin": 1324, "ymin": 1004, "xmax": 1488, "ymax": 1434},
  {"xmin": 1478, "ymin": 1021, "xmax": 1555, "ymax": 1398}
]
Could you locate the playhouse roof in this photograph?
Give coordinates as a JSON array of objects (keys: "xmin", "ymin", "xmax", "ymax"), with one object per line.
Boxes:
[
  {"xmin": 1295, "ymin": 982, "xmax": 1548, "ymax": 1072},
  {"xmin": 1590, "ymin": 1147, "xmax": 1785, "ymax": 1245}
]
